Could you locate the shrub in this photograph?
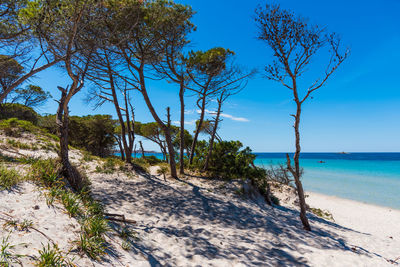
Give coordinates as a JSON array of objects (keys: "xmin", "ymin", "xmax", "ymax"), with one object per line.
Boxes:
[
  {"xmin": 156, "ymin": 165, "xmax": 169, "ymax": 181},
  {"xmin": 95, "ymin": 157, "xmax": 124, "ymax": 174},
  {"xmin": 192, "ymin": 140, "xmax": 264, "ymax": 180},
  {"xmin": 0, "ymin": 165, "xmax": 20, "ymax": 190},
  {"xmin": 310, "ymin": 207, "xmax": 334, "ymax": 221},
  {"xmin": 0, "ymin": 103, "xmax": 38, "ymax": 125},
  {"xmin": 144, "ymin": 155, "xmax": 163, "ymax": 165},
  {"xmin": 270, "ymin": 195, "xmax": 280, "ymax": 206},
  {"xmin": 40, "ymin": 115, "xmax": 116, "ymax": 157}
]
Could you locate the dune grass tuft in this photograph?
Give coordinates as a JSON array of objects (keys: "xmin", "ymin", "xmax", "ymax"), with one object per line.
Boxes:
[
  {"xmin": 0, "ymin": 165, "xmax": 21, "ymax": 190},
  {"xmin": 36, "ymin": 243, "xmax": 73, "ymax": 267}
]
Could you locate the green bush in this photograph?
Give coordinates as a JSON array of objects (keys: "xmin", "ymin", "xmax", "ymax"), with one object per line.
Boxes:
[
  {"xmin": 0, "ymin": 118, "xmax": 37, "ymax": 137},
  {"xmin": 39, "ymin": 114, "xmax": 116, "ymax": 157},
  {"xmin": 0, "ymin": 103, "xmax": 38, "ymax": 125},
  {"xmin": 144, "ymin": 155, "xmax": 163, "ymax": 165},
  {"xmin": 95, "ymin": 157, "xmax": 125, "ymax": 174},
  {"xmin": 192, "ymin": 140, "xmax": 265, "ymax": 180}
]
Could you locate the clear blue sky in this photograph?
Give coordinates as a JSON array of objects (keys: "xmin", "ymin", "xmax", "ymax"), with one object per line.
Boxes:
[{"xmin": 31, "ymin": 0, "xmax": 400, "ymax": 152}]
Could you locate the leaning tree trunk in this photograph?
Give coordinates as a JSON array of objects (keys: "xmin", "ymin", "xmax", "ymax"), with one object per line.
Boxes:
[
  {"xmin": 139, "ymin": 141, "xmax": 145, "ymax": 158},
  {"xmin": 114, "ymin": 135, "xmax": 125, "ymax": 161},
  {"xmin": 138, "ymin": 70, "xmax": 177, "ymax": 178},
  {"xmin": 203, "ymin": 100, "xmax": 222, "ymax": 171},
  {"xmin": 287, "ymin": 98, "xmax": 311, "ymax": 231},
  {"xmin": 293, "ymin": 102, "xmax": 311, "ymax": 231},
  {"xmin": 56, "ymin": 89, "xmax": 82, "ymax": 191},
  {"xmin": 189, "ymin": 96, "xmax": 206, "ymax": 165},
  {"xmin": 107, "ymin": 61, "xmax": 132, "ymax": 164},
  {"xmin": 179, "ymin": 81, "xmax": 185, "ymax": 175}
]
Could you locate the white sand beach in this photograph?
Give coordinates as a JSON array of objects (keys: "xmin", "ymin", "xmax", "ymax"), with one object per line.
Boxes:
[
  {"xmin": 1, "ymin": 132, "xmax": 399, "ymax": 266},
  {"xmin": 2, "ymin": 162, "xmax": 399, "ymax": 266}
]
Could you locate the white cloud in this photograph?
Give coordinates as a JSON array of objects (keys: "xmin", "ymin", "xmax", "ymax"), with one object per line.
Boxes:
[
  {"xmin": 196, "ymin": 109, "xmax": 250, "ymax": 122},
  {"xmin": 172, "ymin": 120, "xmax": 196, "ymax": 125},
  {"xmin": 219, "ymin": 113, "xmax": 250, "ymax": 122},
  {"xmin": 184, "ymin": 109, "xmax": 195, "ymax": 115}
]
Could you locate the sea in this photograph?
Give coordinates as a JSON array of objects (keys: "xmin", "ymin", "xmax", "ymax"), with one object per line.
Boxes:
[
  {"xmin": 254, "ymin": 153, "xmax": 400, "ymax": 209},
  {"xmin": 133, "ymin": 152, "xmax": 400, "ymax": 209}
]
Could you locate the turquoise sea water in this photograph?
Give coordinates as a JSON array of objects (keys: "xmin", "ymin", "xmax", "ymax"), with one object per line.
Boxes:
[
  {"xmin": 131, "ymin": 152, "xmax": 400, "ymax": 209},
  {"xmin": 254, "ymin": 153, "xmax": 400, "ymax": 209}
]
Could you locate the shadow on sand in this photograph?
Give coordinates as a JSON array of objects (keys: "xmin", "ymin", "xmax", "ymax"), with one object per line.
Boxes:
[{"xmin": 90, "ymin": 172, "xmax": 380, "ymax": 267}]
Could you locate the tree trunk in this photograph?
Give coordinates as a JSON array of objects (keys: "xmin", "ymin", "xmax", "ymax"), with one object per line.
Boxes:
[
  {"xmin": 179, "ymin": 81, "xmax": 185, "ymax": 175},
  {"xmin": 56, "ymin": 89, "xmax": 82, "ymax": 191},
  {"xmin": 139, "ymin": 141, "xmax": 145, "ymax": 158},
  {"xmin": 124, "ymin": 89, "xmax": 134, "ymax": 161},
  {"xmin": 138, "ymin": 69, "xmax": 177, "ymax": 178},
  {"xmin": 115, "ymin": 135, "xmax": 125, "ymax": 161},
  {"xmin": 203, "ymin": 99, "xmax": 222, "ymax": 171},
  {"xmin": 107, "ymin": 59, "xmax": 132, "ymax": 164},
  {"xmin": 292, "ymin": 100, "xmax": 311, "ymax": 231},
  {"xmin": 189, "ymin": 96, "xmax": 206, "ymax": 165}
]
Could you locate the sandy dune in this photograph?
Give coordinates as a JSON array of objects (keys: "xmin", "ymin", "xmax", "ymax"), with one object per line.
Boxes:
[
  {"xmin": 1, "ymin": 133, "xmax": 399, "ymax": 266},
  {"xmin": 88, "ymin": 169, "xmax": 400, "ymax": 266}
]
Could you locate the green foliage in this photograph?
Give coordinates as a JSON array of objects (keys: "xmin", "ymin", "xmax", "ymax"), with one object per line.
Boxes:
[
  {"xmin": 0, "ymin": 165, "xmax": 20, "ymax": 190},
  {"xmin": 157, "ymin": 164, "xmax": 169, "ymax": 180},
  {"xmin": 310, "ymin": 208, "xmax": 334, "ymax": 221},
  {"xmin": 82, "ymin": 215, "xmax": 109, "ymax": 240},
  {"xmin": 0, "ymin": 118, "xmax": 58, "ymax": 143},
  {"xmin": 121, "ymin": 240, "xmax": 131, "ymax": 251},
  {"xmin": 26, "ymin": 157, "xmax": 108, "ymax": 260},
  {"xmin": 95, "ymin": 157, "xmax": 125, "ymax": 174},
  {"xmin": 6, "ymin": 138, "xmax": 37, "ymax": 150},
  {"xmin": 61, "ymin": 191, "xmax": 81, "ymax": 217},
  {"xmin": 12, "ymin": 85, "xmax": 51, "ymax": 108},
  {"xmin": 131, "ymin": 157, "xmax": 150, "ymax": 172},
  {"xmin": 192, "ymin": 140, "xmax": 263, "ymax": 180},
  {"xmin": 144, "ymin": 155, "xmax": 163, "ymax": 165},
  {"xmin": 0, "ymin": 1, "xmax": 27, "ymax": 41},
  {"xmin": 187, "ymin": 47, "xmax": 234, "ymax": 75},
  {"xmin": 36, "ymin": 243, "xmax": 72, "ymax": 267},
  {"xmin": 82, "ymin": 150, "xmax": 96, "ymax": 162},
  {"xmin": 75, "ymin": 234, "xmax": 106, "ymax": 260},
  {"xmin": 39, "ymin": 115, "xmax": 116, "ymax": 157},
  {"xmin": 172, "ymin": 129, "xmax": 193, "ymax": 154},
  {"xmin": 19, "ymin": 219, "xmax": 33, "ymax": 231},
  {"xmin": 270, "ymin": 195, "xmax": 280, "ymax": 206},
  {"xmin": 0, "ymin": 103, "xmax": 38, "ymax": 124},
  {"xmin": 29, "ymin": 158, "xmax": 60, "ymax": 187},
  {"xmin": 0, "ymin": 55, "xmax": 24, "ymax": 93},
  {"xmin": 3, "ymin": 218, "xmax": 32, "ymax": 232}
]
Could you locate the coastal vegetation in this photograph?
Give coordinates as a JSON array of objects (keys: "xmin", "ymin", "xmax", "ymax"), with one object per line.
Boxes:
[
  {"xmin": 5, "ymin": 0, "xmax": 394, "ymax": 266},
  {"xmin": 0, "ymin": 0, "xmax": 348, "ymax": 230}
]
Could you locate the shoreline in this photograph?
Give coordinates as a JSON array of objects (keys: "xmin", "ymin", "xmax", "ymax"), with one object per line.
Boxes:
[
  {"xmin": 306, "ymin": 191, "xmax": 400, "ymax": 241},
  {"xmin": 306, "ymin": 190, "xmax": 400, "ymax": 212}
]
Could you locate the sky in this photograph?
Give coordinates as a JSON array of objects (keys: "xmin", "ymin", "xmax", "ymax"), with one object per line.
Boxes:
[{"xmin": 29, "ymin": 0, "xmax": 400, "ymax": 152}]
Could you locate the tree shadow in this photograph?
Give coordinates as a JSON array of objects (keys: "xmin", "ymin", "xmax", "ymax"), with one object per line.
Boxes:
[{"xmin": 89, "ymin": 172, "xmax": 382, "ymax": 266}]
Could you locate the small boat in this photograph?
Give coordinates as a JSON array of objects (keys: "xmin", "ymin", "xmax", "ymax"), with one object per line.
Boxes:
[{"xmin": 318, "ymin": 160, "xmax": 326, "ymax": 163}]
